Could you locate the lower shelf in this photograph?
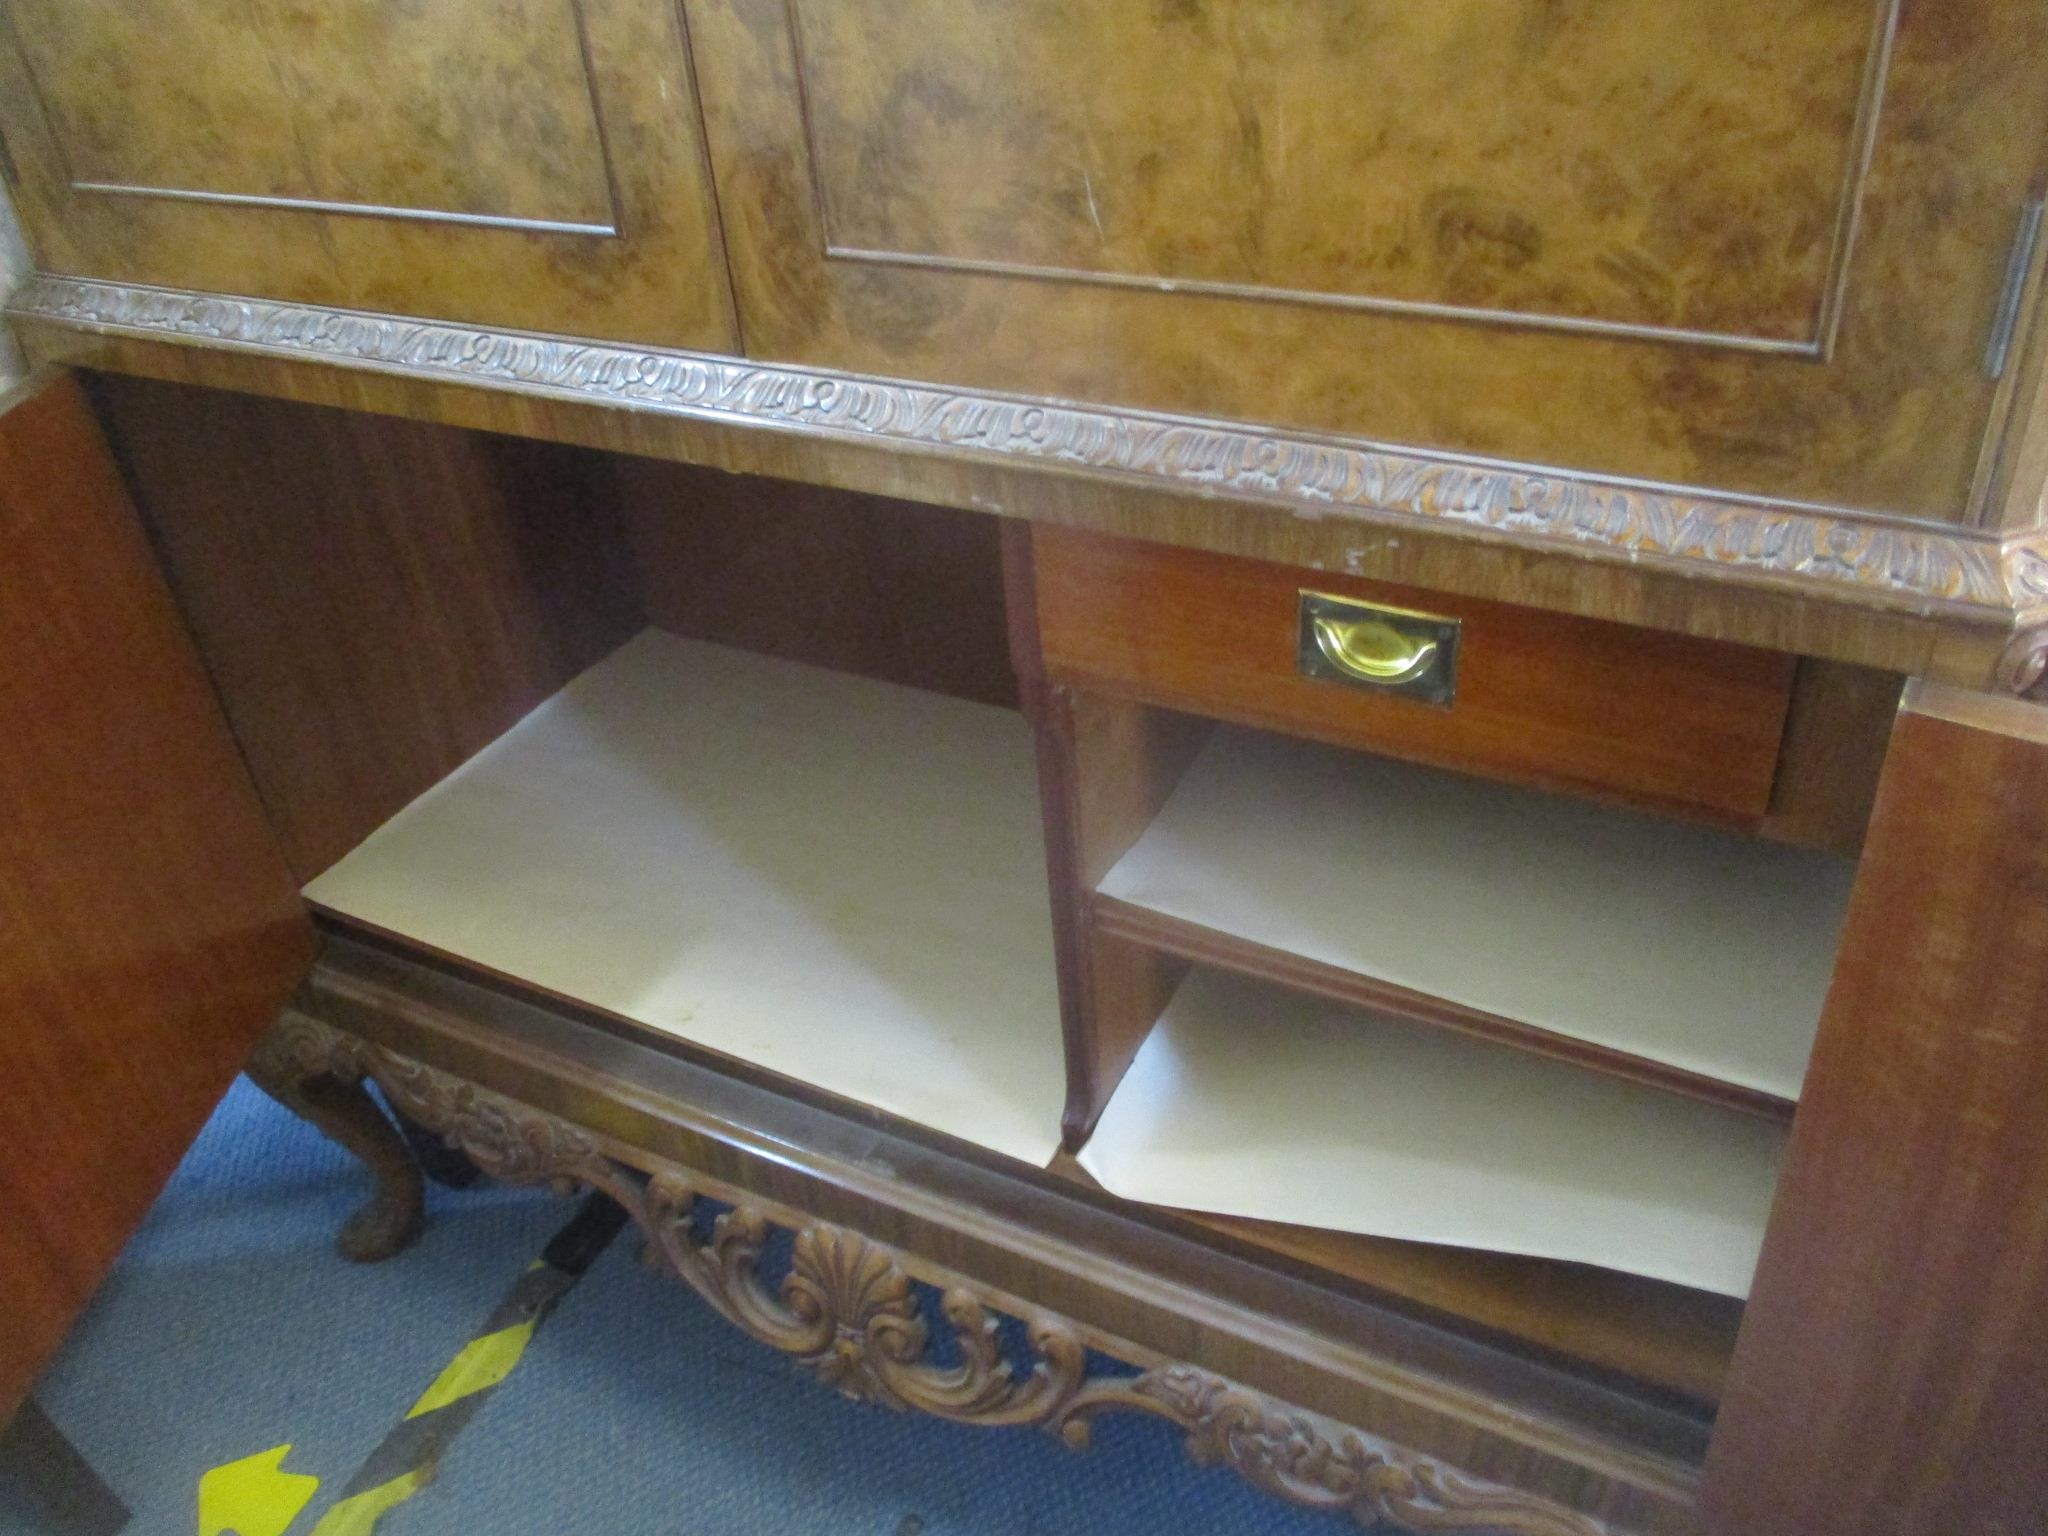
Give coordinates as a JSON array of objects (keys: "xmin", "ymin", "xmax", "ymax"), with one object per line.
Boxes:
[
  {"xmin": 1079, "ymin": 968, "xmax": 1787, "ymax": 1299},
  {"xmin": 302, "ymin": 630, "xmax": 1068, "ymax": 1166}
]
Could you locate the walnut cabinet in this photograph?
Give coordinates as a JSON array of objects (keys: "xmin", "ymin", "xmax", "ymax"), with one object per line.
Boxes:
[
  {"xmin": 6, "ymin": 7, "xmax": 2048, "ymax": 1535},
  {"xmin": 6, "ymin": 0, "xmax": 2048, "ymax": 521}
]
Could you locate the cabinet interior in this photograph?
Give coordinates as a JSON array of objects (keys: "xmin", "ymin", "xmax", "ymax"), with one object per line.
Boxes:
[{"xmin": 95, "ymin": 375, "xmax": 1886, "ymax": 1418}]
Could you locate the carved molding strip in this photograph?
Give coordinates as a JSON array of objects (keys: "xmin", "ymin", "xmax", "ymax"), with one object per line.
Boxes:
[
  {"xmin": 12, "ymin": 274, "xmax": 2039, "ymax": 628},
  {"xmin": 261, "ymin": 1013, "xmax": 1607, "ymax": 1536}
]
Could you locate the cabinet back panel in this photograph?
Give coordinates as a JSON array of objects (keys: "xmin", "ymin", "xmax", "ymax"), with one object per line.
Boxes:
[
  {"xmin": 621, "ymin": 461, "xmax": 1018, "ymax": 710},
  {"xmin": 92, "ymin": 376, "xmax": 641, "ymax": 883}
]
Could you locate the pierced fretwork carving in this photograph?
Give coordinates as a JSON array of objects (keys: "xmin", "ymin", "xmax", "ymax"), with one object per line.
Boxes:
[
  {"xmin": 1054, "ymin": 1370, "xmax": 1600, "ymax": 1536},
  {"xmin": 251, "ymin": 1014, "xmax": 1605, "ymax": 1536}
]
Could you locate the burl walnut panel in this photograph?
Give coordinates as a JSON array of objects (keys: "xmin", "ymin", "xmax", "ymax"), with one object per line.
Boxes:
[
  {"xmin": 9, "ymin": 0, "xmax": 613, "ymax": 229},
  {"xmin": 690, "ymin": 0, "xmax": 2048, "ymax": 521},
  {"xmin": 799, "ymin": 0, "xmax": 1871, "ymax": 347},
  {"xmin": 0, "ymin": 0, "xmax": 736, "ymax": 347}
]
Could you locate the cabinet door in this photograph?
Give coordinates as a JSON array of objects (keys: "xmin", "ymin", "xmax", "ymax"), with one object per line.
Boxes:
[
  {"xmin": 0, "ymin": 0, "xmax": 735, "ymax": 349},
  {"xmin": 0, "ymin": 372, "xmax": 314, "ymax": 1412},
  {"xmin": 687, "ymin": 0, "xmax": 2048, "ymax": 522}
]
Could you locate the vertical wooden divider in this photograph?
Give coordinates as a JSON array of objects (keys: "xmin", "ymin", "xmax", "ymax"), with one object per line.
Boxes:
[
  {"xmin": 1001, "ymin": 522, "xmax": 1208, "ymax": 1148},
  {"xmin": 1703, "ymin": 682, "xmax": 2048, "ymax": 1536}
]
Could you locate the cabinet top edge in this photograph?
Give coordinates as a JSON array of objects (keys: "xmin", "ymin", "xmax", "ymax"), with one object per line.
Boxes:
[{"xmin": 13, "ymin": 272, "xmax": 2048, "ymax": 692}]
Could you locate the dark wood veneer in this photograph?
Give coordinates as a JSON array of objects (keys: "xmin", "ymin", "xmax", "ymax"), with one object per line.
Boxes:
[
  {"xmin": 0, "ymin": 372, "xmax": 312, "ymax": 1412},
  {"xmin": 1031, "ymin": 525, "xmax": 1799, "ymax": 825},
  {"xmin": 90, "ymin": 376, "xmax": 641, "ymax": 882},
  {"xmin": 1704, "ymin": 683, "xmax": 2048, "ymax": 1536}
]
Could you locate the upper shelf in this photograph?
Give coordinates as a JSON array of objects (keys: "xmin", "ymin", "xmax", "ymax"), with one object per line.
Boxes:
[
  {"xmin": 1096, "ymin": 726, "xmax": 1857, "ymax": 1105},
  {"xmin": 303, "ymin": 630, "xmax": 1068, "ymax": 1167}
]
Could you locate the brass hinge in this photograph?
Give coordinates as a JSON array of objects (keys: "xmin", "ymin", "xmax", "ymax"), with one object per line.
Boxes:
[{"xmin": 1985, "ymin": 198, "xmax": 2044, "ymax": 381}]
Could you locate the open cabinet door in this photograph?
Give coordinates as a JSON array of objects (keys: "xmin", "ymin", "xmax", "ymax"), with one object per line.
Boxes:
[{"xmin": 0, "ymin": 371, "xmax": 314, "ymax": 1412}]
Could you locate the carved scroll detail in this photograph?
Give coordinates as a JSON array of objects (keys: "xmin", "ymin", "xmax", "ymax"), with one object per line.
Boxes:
[
  {"xmin": 1995, "ymin": 626, "xmax": 2048, "ymax": 701},
  {"xmin": 264, "ymin": 1022, "xmax": 1606, "ymax": 1536},
  {"xmin": 1054, "ymin": 1370, "xmax": 1599, "ymax": 1536},
  {"xmin": 247, "ymin": 1008, "xmax": 370, "ymax": 1086},
  {"xmin": 10, "ymin": 274, "xmax": 2031, "ymax": 621},
  {"xmin": 245, "ymin": 1013, "xmax": 421, "ymax": 1261}
]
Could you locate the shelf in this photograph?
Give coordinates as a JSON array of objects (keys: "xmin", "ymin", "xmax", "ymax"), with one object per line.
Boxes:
[
  {"xmin": 1096, "ymin": 726, "xmax": 1854, "ymax": 1103},
  {"xmin": 1090, "ymin": 898, "xmax": 1794, "ymax": 1119},
  {"xmin": 303, "ymin": 630, "xmax": 1067, "ymax": 1166},
  {"xmin": 1078, "ymin": 968, "xmax": 1788, "ymax": 1298}
]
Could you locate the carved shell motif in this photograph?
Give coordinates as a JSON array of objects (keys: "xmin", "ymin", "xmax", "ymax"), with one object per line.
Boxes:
[{"xmin": 276, "ymin": 1024, "xmax": 1606, "ymax": 1536}]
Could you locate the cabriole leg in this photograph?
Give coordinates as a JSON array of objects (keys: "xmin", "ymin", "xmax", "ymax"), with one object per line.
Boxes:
[{"xmin": 245, "ymin": 1015, "xmax": 425, "ymax": 1263}]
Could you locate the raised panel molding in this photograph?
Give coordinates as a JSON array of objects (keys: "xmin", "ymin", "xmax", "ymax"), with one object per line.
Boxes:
[
  {"xmin": 789, "ymin": 0, "xmax": 1901, "ymax": 354},
  {"xmin": 5, "ymin": 0, "xmax": 621, "ymax": 237},
  {"xmin": 15, "ymin": 273, "xmax": 2048, "ymax": 651}
]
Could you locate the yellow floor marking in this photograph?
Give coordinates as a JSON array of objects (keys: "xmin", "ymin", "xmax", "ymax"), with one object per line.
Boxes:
[
  {"xmin": 196, "ymin": 1222, "xmax": 606, "ymax": 1536},
  {"xmin": 405, "ymin": 1318, "xmax": 539, "ymax": 1419},
  {"xmin": 306, "ymin": 1469, "xmax": 431, "ymax": 1536},
  {"xmin": 196, "ymin": 1444, "xmax": 319, "ymax": 1536}
]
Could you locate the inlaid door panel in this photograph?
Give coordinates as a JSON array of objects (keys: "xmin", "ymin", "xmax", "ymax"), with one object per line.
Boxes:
[
  {"xmin": 688, "ymin": 0, "xmax": 2048, "ymax": 521},
  {"xmin": 0, "ymin": 0, "xmax": 736, "ymax": 349}
]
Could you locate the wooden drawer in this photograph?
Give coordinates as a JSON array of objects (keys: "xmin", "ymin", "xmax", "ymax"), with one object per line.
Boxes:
[{"xmin": 1031, "ymin": 526, "xmax": 1795, "ymax": 820}]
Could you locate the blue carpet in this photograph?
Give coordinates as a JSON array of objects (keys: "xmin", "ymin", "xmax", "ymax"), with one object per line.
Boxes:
[{"xmin": 17, "ymin": 1079, "xmax": 1344, "ymax": 1535}]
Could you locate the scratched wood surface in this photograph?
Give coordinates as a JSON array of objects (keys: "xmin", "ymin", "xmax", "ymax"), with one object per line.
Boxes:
[
  {"xmin": 0, "ymin": 0, "xmax": 736, "ymax": 348},
  {"xmin": 689, "ymin": 0, "xmax": 2048, "ymax": 521}
]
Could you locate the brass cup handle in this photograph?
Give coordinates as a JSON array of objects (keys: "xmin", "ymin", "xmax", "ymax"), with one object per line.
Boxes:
[{"xmin": 1309, "ymin": 613, "xmax": 1439, "ymax": 686}]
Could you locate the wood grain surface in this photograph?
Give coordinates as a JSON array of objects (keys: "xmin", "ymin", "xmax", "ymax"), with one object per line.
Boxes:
[
  {"xmin": 1032, "ymin": 525, "xmax": 1796, "ymax": 821},
  {"xmin": 1704, "ymin": 682, "xmax": 2048, "ymax": 1535},
  {"xmin": 17, "ymin": 324, "xmax": 2028, "ymax": 691},
  {"xmin": 0, "ymin": 0, "xmax": 736, "ymax": 347},
  {"xmin": 688, "ymin": 0, "xmax": 2048, "ymax": 521},
  {"xmin": 623, "ymin": 460, "xmax": 1017, "ymax": 708},
  {"xmin": 0, "ymin": 372, "xmax": 312, "ymax": 1412},
  {"xmin": 92, "ymin": 375, "xmax": 641, "ymax": 882}
]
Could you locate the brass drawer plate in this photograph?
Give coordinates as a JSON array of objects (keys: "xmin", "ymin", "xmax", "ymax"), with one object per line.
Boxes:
[{"xmin": 1298, "ymin": 590, "xmax": 1460, "ymax": 707}]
